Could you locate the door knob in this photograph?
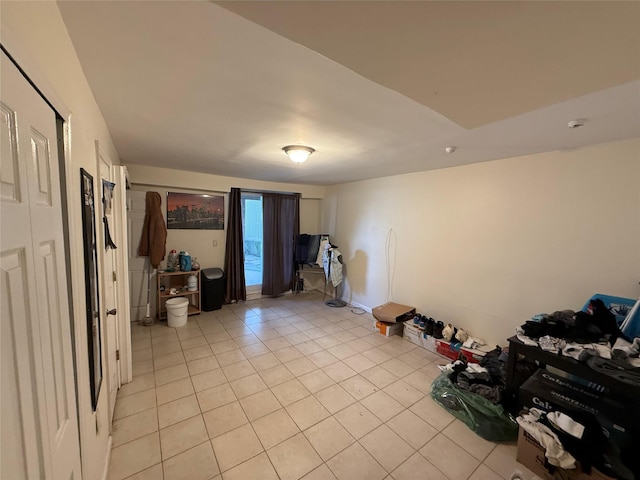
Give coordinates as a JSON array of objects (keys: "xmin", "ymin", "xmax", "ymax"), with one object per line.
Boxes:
[{"xmin": 106, "ymin": 308, "xmax": 117, "ymax": 316}]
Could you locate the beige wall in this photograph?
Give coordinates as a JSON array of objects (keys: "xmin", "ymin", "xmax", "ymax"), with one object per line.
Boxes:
[
  {"xmin": 322, "ymin": 139, "xmax": 640, "ymax": 346},
  {"xmin": 1, "ymin": 2, "xmax": 120, "ymax": 478},
  {"xmin": 127, "ymin": 164, "xmax": 324, "ymax": 271}
]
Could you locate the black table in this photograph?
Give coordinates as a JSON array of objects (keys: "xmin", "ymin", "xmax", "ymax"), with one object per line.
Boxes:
[{"xmin": 504, "ymin": 335, "xmax": 640, "ymax": 413}]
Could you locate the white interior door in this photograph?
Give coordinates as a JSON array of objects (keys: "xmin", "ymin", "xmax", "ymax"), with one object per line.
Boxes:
[
  {"xmin": 1, "ymin": 50, "xmax": 82, "ymax": 480},
  {"xmin": 97, "ymin": 146, "xmax": 120, "ymax": 425}
]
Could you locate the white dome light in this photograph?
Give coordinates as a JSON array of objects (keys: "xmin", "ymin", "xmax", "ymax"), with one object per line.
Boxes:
[{"xmin": 283, "ymin": 145, "xmax": 315, "ymax": 163}]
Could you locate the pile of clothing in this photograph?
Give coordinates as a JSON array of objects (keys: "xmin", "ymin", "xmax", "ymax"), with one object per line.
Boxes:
[
  {"xmin": 517, "ymin": 408, "xmax": 636, "ymax": 480},
  {"xmin": 439, "ymin": 346, "xmax": 509, "ymax": 404},
  {"xmin": 516, "ymin": 299, "xmax": 640, "ymax": 384}
]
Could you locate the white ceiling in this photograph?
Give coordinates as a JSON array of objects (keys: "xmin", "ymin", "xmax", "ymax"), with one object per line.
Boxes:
[{"xmin": 58, "ymin": 1, "xmax": 640, "ymax": 186}]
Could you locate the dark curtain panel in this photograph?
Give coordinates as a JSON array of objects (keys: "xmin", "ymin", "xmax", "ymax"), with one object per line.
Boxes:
[
  {"xmin": 224, "ymin": 188, "xmax": 246, "ymax": 303},
  {"xmin": 262, "ymin": 192, "xmax": 300, "ymax": 296}
]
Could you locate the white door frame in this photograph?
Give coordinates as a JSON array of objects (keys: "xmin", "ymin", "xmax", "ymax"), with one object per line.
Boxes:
[
  {"xmin": 96, "ymin": 142, "xmax": 120, "ymax": 426},
  {"xmin": 114, "ymin": 166, "xmax": 132, "ymax": 384}
]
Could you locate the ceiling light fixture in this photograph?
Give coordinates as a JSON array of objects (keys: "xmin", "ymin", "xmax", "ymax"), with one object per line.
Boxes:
[
  {"xmin": 283, "ymin": 145, "xmax": 315, "ymax": 163},
  {"xmin": 445, "ymin": 146, "xmax": 457, "ymax": 154},
  {"xmin": 568, "ymin": 119, "xmax": 586, "ymax": 129}
]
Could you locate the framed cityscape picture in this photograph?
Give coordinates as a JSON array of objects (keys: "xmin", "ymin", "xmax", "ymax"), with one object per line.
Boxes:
[{"xmin": 166, "ymin": 192, "xmax": 224, "ymax": 229}]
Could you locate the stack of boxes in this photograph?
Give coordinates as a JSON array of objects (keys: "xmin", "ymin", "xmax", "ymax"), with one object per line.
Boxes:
[
  {"xmin": 371, "ymin": 302, "xmax": 415, "ymax": 337},
  {"xmin": 517, "ymin": 368, "xmax": 639, "ymax": 479}
]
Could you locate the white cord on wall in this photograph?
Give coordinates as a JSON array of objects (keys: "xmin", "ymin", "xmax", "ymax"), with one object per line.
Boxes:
[{"xmin": 385, "ymin": 228, "xmax": 397, "ymax": 302}]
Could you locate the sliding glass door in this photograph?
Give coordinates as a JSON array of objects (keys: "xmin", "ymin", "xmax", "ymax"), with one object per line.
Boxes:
[{"xmin": 241, "ymin": 193, "xmax": 263, "ymax": 289}]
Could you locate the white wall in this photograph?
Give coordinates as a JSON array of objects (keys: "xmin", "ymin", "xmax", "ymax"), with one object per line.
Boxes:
[
  {"xmin": 322, "ymin": 139, "xmax": 640, "ymax": 346},
  {"xmin": 1, "ymin": 2, "xmax": 119, "ymax": 479},
  {"xmin": 127, "ymin": 164, "xmax": 324, "ymax": 271}
]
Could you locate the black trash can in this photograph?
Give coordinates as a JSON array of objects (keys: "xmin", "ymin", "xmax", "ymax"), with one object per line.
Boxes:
[{"xmin": 201, "ymin": 268, "xmax": 226, "ymax": 311}]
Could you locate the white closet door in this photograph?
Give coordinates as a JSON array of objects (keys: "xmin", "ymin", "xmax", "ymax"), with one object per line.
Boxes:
[{"xmin": 1, "ymin": 51, "xmax": 82, "ymax": 480}]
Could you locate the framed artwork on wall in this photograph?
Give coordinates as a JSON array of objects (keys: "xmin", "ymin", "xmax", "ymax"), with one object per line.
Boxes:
[
  {"xmin": 80, "ymin": 168, "xmax": 102, "ymax": 410},
  {"xmin": 166, "ymin": 192, "xmax": 224, "ymax": 230}
]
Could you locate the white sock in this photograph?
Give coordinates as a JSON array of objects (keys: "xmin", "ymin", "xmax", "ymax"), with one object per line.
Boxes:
[{"xmin": 547, "ymin": 411, "xmax": 585, "ymax": 439}]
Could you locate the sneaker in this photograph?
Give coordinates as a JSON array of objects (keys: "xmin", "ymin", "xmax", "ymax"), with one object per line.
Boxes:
[
  {"xmin": 442, "ymin": 323, "xmax": 455, "ymax": 341},
  {"xmin": 433, "ymin": 321, "xmax": 445, "ymax": 339},
  {"xmin": 455, "ymin": 328, "xmax": 469, "ymax": 343},
  {"xmin": 425, "ymin": 317, "xmax": 435, "ymax": 336}
]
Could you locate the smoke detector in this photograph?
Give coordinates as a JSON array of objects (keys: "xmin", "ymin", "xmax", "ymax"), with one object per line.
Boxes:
[
  {"xmin": 568, "ymin": 119, "xmax": 585, "ymax": 129},
  {"xmin": 445, "ymin": 146, "xmax": 457, "ymax": 154}
]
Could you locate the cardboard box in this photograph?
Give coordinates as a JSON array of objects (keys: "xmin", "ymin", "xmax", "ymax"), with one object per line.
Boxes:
[
  {"xmin": 516, "ymin": 429, "xmax": 614, "ymax": 480},
  {"xmin": 374, "ymin": 320, "xmax": 403, "ymax": 337},
  {"xmin": 518, "ymin": 370, "xmax": 638, "ymax": 464},
  {"xmin": 403, "ymin": 321, "xmax": 437, "ymax": 353},
  {"xmin": 372, "ymin": 302, "xmax": 415, "ymax": 323},
  {"xmin": 435, "ymin": 339, "xmax": 483, "ymax": 364}
]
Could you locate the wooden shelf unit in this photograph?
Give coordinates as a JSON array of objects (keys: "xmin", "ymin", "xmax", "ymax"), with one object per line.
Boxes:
[{"xmin": 157, "ymin": 270, "xmax": 201, "ymax": 320}]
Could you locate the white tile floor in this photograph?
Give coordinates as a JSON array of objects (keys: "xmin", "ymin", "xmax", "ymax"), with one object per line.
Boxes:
[{"xmin": 109, "ymin": 291, "xmax": 537, "ymax": 480}]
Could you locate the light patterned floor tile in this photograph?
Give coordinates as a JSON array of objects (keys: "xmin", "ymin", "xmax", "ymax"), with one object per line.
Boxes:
[
  {"xmin": 333, "ymin": 402, "xmax": 382, "ymax": 439},
  {"xmin": 228, "ymin": 373, "xmax": 268, "ymax": 399},
  {"xmin": 112, "ymin": 408, "xmax": 158, "ymax": 447},
  {"xmin": 322, "ymin": 361, "xmax": 358, "ymax": 383},
  {"xmin": 286, "ymin": 395, "xmax": 331, "ymax": 430},
  {"xmin": 196, "ymin": 383, "xmax": 236, "ymax": 412},
  {"xmin": 443, "ymin": 420, "xmax": 497, "ymax": 461},
  {"xmin": 314, "ymin": 384, "xmax": 356, "ymax": 414},
  {"xmin": 360, "ymin": 390, "xmax": 404, "ymax": 422},
  {"xmin": 302, "ymin": 463, "xmax": 338, "ymax": 480},
  {"xmin": 391, "ymin": 452, "xmax": 449, "ymax": 480},
  {"xmin": 221, "ymin": 452, "xmax": 279, "ymax": 480},
  {"xmin": 339, "ymin": 374, "xmax": 378, "ymax": 400},
  {"xmin": 158, "ymin": 395, "xmax": 200, "ymax": 429},
  {"xmin": 221, "ymin": 359, "xmax": 256, "ymax": 381},
  {"xmin": 251, "ymin": 408, "xmax": 301, "ymax": 450},
  {"xmin": 326, "ymin": 442, "xmax": 387, "ymax": 480},
  {"xmin": 114, "ymin": 388, "xmax": 156, "ymax": 420},
  {"xmin": 298, "ymin": 370, "xmax": 335, "ymax": 393},
  {"xmin": 386, "ymin": 409, "xmax": 438, "ymax": 450},
  {"xmin": 211, "ymin": 424, "xmax": 264, "ymax": 472},
  {"xmin": 240, "ymin": 389, "xmax": 282, "ymax": 421},
  {"xmin": 121, "ymin": 463, "xmax": 162, "ymax": 480},
  {"xmin": 271, "ymin": 378, "xmax": 311, "ymax": 406},
  {"xmin": 159, "ymin": 415, "xmax": 209, "ymax": 460},
  {"xmin": 419, "ymin": 433, "xmax": 481, "ymax": 480},
  {"xmin": 382, "ymin": 379, "xmax": 425, "ymax": 407},
  {"xmin": 162, "ymin": 441, "xmax": 219, "ymax": 480},
  {"xmin": 191, "ymin": 368, "xmax": 227, "ymax": 392},
  {"xmin": 156, "ymin": 377, "xmax": 194, "ymax": 405},
  {"xmin": 468, "ymin": 464, "xmax": 506, "ymax": 480},
  {"xmin": 303, "ymin": 416, "xmax": 355, "ymax": 461},
  {"xmin": 267, "ymin": 432, "xmax": 323, "ymax": 480},
  {"xmin": 186, "ymin": 355, "xmax": 219, "ymax": 375},
  {"xmin": 202, "ymin": 401, "xmax": 248, "ymax": 438},
  {"xmin": 108, "ymin": 432, "xmax": 161, "ymax": 480},
  {"xmin": 359, "ymin": 424, "xmax": 414, "ymax": 472},
  {"xmin": 409, "ymin": 395, "xmax": 455, "ymax": 430}
]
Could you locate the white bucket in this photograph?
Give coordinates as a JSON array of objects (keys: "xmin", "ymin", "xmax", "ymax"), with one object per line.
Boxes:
[{"xmin": 166, "ymin": 297, "xmax": 189, "ymax": 328}]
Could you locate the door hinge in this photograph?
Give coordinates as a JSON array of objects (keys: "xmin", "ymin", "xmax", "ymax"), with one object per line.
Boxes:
[
  {"xmin": 112, "ymin": 271, "xmax": 117, "ymax": 282},
  {"xmin": 116, "ymin": 349, "xmax": 120, "ymax": 361}
]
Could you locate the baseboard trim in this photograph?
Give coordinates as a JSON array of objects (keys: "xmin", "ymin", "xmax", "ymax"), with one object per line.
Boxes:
[
  {"xmin": 101, "ymin": 435, "xmax": 113, "ymax": 480},
  {"xmin": 348, "ymin": 300, "xmax": 372, "ymax": 313}
]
